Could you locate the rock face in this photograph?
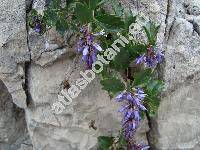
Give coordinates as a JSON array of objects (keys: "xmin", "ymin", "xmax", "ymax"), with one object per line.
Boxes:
[
  {"xmin": 0, "ymin": 0, "xmax": 200, "ymax": 150},
  {"xmin": 0, "ymin": 80, "xmax": 32, "ymax": 150},
  {"xmin": 149, "ymin": 0, "xmax": 200, "ymax": 148}
]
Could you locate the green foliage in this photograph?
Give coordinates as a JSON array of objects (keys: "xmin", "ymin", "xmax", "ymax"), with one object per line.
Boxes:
[
  {"xmin": 124, "ymin": 9, "xmax": 137, "ymax": 32},
  {"xmin": 128, "ymin": 43, "xmax": 147, "ymax": 60},
  {"xmin": 134, "ymin": 69, "xmax": 164, "ymax": 117},
  {"xmin": 133, "ymin": 69, "xmax": 152, "ymax": 87},
  {"xmin": 143, "ymin": 21, "xmax": 160, "ymax": 45},
  {"xmin": 98, "ymin": 136, "xmax": 114, "ymax": 150},
  {"xmin": 110, "ymin": 47, "xmax": 130, "ymax": 71},
  {"xmin": 118, "ymin": 132, "xmax": 127, "ymax": 147},
  {"xmin": 95, "ymin": 13, "xmax": 124, "ymax": 32},
  {"xmin": 145, "ymin": 79, "xmax": 164, "ymax": 117},
  {"xmin": 100, "ymin": 77, "xmax": 125, "ymax": 97},
  {"xmin": 75, "ymin": 2, "xmax": 93, "ymax": 24},
  {"xmin": 110, "ymin": 0, "xmax": 124, "ymax": 17}
]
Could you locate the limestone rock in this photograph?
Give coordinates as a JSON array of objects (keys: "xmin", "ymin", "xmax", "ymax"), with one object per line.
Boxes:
[
  {"xmin": 0, "ymin": 0, "xmax": 29, "ymax": 108},
  {"xmin": 0, "ymin": 80, "xmax": 32, "ymax": 150},
  {"xmin": 149, "ymin": 0, "xmax": 200, "ymax": 149},
  {"xmin": 1, "ymin": 0, "xmax": 200, "ymax": 149}
]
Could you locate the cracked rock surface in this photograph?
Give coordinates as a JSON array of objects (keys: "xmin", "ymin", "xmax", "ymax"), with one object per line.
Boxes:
[{"xmin": 0, "ymin": 0, "xmax": 200, "ymax": 150}]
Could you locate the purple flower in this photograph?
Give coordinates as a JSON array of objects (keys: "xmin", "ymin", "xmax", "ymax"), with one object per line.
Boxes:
[
  {"xmin": 135, "ymin": 46, "xmax": 164, "ymax": 68},
  {"xmin": 93, "ymin": 29, "xmax": 105, "ymax": 36},
  {"xmin": 77, "ymin": 26, "xmax": 103, "ymax": 69},
  {"xmin": 131, "ymin": 143, "xmax": 150, "ymax": 150},
  {"xmin": 156, "ymin": 50, "xmax": 164, "ymax": 63},
  {"xmin": 34, "ymin": 23, "xmax": 41, "ymax": 33},
  {"xmin": 136, "ymin": 54, "xmax": 145, "ymax": 64},
  {"xmin": 115, "ymin": 88, "xmax": 147, "ymax": 143}
]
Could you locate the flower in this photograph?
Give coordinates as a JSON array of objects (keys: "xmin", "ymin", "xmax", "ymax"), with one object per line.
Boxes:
[
  {"xmin": 115, "ymin": 88, "xmax": 147, "ymax": 141},
  {"xmin": 93, "ymin": 29, "xmax": 105, "ymax": 36},
  {"xmin": 131, "ymin": 143, "xmax": 150, "ymax": 150},
  {"xmin": 77, "ymin": 26, "xmax": 103, "ymax": 68},
  {"xmin": 135, "ymin": 46, "xmax": 164, "ymax": 68},
  {"xmin": 34, "ymin": 23, "xmax": 41, "ymax": 33}
]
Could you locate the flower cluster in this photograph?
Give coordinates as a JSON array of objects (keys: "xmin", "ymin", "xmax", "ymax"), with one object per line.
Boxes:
[
  {"xmin": 34, "ymin": 22, "xmax": 42, "ymax": 33},
  {"xmin": 136, "ymin": 46, "xmax": 164, "ymax": 68},
  {"xmin": 30, "ymin": 16, "xmax": 43, "ymax": 33},
  {"xmin": 77, "ymin": 26, "xmax": 103, "ymax": 69},
  {"xmin": 116, "ymin": 88, "xmax": 147, "ymax": 143}
]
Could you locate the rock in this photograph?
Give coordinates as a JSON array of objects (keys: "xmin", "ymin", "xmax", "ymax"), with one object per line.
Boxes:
[
  {"xmin": 184, "ymin": 0, "xmax": 200, "ymax": 16},
  {"xmin": 164, "ymin": 18, "xmax": 200, "ymax": 91},
  {"xmin": 0, "ymin": 0, "xmax": 29, "ymax": 108},
  {"xmin": 149, "ymin": 0, "xmax": 200, "ymax": 149},
  {"xmin": 25, "ymin": 59, "xmax": 123, "ymax": 149},
  {"xmin": 0, "ymin": 80, "xmax": 32, "ymax": 150},
  {"xmin": 1, "ymin": 0, "xmax": 200, "ymax": 149},
  {"xmin": 150, "ymin": 79, "xmax": 200, "ymax": 149}
]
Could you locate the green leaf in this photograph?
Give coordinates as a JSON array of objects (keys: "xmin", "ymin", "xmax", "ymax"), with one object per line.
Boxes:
[
  {"xmin": 118, "ymin": 133, "xmax": 127, "ymax": 146},
  {"xmin": 44, "ymin": 8, "xmax": 58, "ymax": 26},
  {"xmin": 98, "ymin": 136, "xmax": 114, "ymax": 150},
  {"xmin": 110, "ymin": 0, "xmax": 124, "ymax": 17},
  {"xmin": 56, "ymin": 18, "xmax": 68, "ymax": 36},
  {"xmin": 128, "ymin": 43, "xmax": 147, "ymax": 60},
  {"xmin": 145, "ymin": 81, "xmax": 163, "ymax": 117},
  {"xmin": 100, "ymin": 77, "xmax": 125, "ymax": 95},
  {"xmin": 143, "ymin": 21, "xmax": 160, "ymax": 45},
  {"xmin": 124, "ymin": 9, "xmax": 136, "ymax": 32},
  {"xmin": 89, "ymin": 0, "xmax": 106, "ymax": 9},
  {"xmin": 145, "ymin": 96, "xmax": 160, "ymax": 117},
  {"xmin": 110, "ymin": 47, "xmax": 130, "ymax": 71},
  {"xmin": 75, "ymin": 3, "xmax": 93, "ymax": 24},
  {"xmin": 28, "ymin": 9, "xmax": 38, "ymax": 28},
  {"xmin": 146, "ymin": 80, "xmax": 164, "ymax": 96},
  {"xmin": 95, "ymin": 14, "xmax": 124, "ymax": 31},
  {"xmin": 133, "ymin": 69, "xmax": 152, "ymax": 87},
  {"xmin": 140, "ymin": 111, "xmax": 146, "ymax": 119},
  {"xmin": 134, "ymin": 69, "xmax": 164, "ymax": 117}
]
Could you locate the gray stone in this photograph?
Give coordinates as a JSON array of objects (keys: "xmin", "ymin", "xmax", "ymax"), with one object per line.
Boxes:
[
  {"xmin": 0, "ymin": 80, "xmax": 32, "ymax": 150},
  {"xmin": 0, "ymin": 0, "xmax": 200, "ymax": 149},
  {"xmin": 25, "ymin": 59, "xmax": 122, "ymax": 149},
  {"xmin": 0, "ymin": 0, "xmax": 29, "ymax": 108},
  {"xmin": 149, "ymin": 0, "xmax": 200, "ymax": 149}
]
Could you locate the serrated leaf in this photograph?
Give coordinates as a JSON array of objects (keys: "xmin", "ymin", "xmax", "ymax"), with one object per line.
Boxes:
[
  {"xmin": 124, "ymin": 9, "xmax": 136, "ymax": 31},
  {"xmin": 143, "ymin": 21, "xmax": 160, "ymax": 45},
  {"xmin": 128, "ymin": 43, "xmax": 147, "ymax": 60},
  {"xmin": 56, "ymin": 18, "xmax": 68, "ymax": 36},
  {"xmin": 145, "ymin": 96, "xmax": 160, "ymax": 117},
  {"xmin": 100, "ymin": 77, "xmax": 125, "ymax": 95},
  {"xmin": 75, "ymin": 3, "xmax": 93, "ymax": 24},
  {"xmin": 144, "ymin": 79, "xmax": 164, "ymax": 118},
  {"xmin": 110, "ymin": 48, "xmax": 130, "ymax": 71},
  {"xmin": 98, "ymin": 136, "xmax": 114, "ymax": 150},
  {"xmin": 133, "ymin": 69, "xmax": 152, "ymax": 86},
  {"xmin": 95, "ymin": 14, "xmax": 124, "ymax": 31}
]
